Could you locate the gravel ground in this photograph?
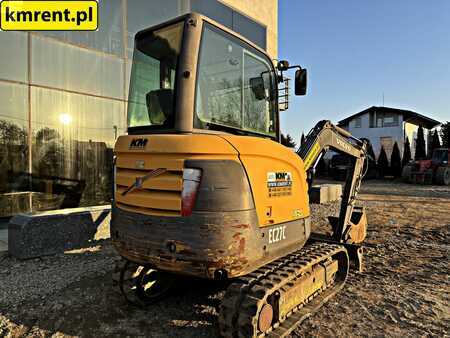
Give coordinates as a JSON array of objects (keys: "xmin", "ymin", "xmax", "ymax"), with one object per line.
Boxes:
[{"xmin": 0, "ymin": 181, "xmax": 449, "ymax": 337}]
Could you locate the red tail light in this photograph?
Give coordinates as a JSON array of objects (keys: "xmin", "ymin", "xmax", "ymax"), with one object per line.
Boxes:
[{"xmin": 181, "ymin": 168, "xmax": 202, "ymax": 216}]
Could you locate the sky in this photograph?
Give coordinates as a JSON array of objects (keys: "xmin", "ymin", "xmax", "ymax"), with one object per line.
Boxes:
[{"xmin": 278, "ymin": 0, "xmax": 450, "ymax": 143}]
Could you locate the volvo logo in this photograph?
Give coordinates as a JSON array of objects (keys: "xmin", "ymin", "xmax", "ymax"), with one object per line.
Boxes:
[
  {"xmin": 129, "ymin": 138, "xmax": 148, "ymax": 149},
  {"xmin": 336, "ymin": 137, "xmax": 351, "ymax": 152}
]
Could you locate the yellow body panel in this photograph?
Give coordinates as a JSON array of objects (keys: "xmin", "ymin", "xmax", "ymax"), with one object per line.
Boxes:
[
  {"xmin": 114, "ymin": 133, "xmax": 310, "ymax": 224},
  {"xmin": 221, "ymin": 135, "xmax": 310, "ymax": 227},
  {"xmin": 116, "ymin": 187, "xmax": 180, "ymax": 210},
  {"xmin": 114, "ymin": 134, "xmax": 240, "ymax": 217},
  {"xmin": 116, "ymin": 170, "xmax": 183, "ymax": 191},
  {"xmin": 115, "ymin": 134, "xmax": 238, "ymax": 155}
]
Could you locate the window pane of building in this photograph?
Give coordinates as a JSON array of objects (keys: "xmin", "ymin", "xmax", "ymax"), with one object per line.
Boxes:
[
  {"xmin": 126, "ymin": 59, "xmax": 132, "ymax": 99},
  {"xmin": 127, "ymin": 0, "xmax": 183, "ymax": 58},
  {"xmin": 31, "ymin": 87, "xmax": 125, "ymax": 211},
  {"xmin": 383, "ymin": 113, "xmax": 399, "ymax": 127},
  {"xmin": 191, "ymin": 0, "xmax": 233, "ymax": 28},
  {"xmin": 233, "ymin": 11, "xmax": 266, "ymax": 50},
  {"xmin": 38, "ymin": 0, "xmax": 124, "ymax": 56},
  {"xmin": 0, "ymin": 82, "xmax": 29, "ymax": 217},
  {"xmin": 32, "ymin": 35, "xmax": 124, "ymax": 99},
  {"xmin": 191, "ymin": 1, "xmax": 266, "ymax": 50},
  {"xmin": 0, "ymin": 32, "xmax": 28, "ymax": 82}
]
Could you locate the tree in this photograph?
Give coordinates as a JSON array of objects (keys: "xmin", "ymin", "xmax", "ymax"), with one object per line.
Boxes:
[
  {"xmin": 378, "ymin": 146, "xmax": 389, "ymax": 178},
  {"xmin": 439, "ymin": 121, "xmax": 450, "ymax": 148},
  {"xmin": 402, "ymin": 137, "xmax": 412, "ymax": 167},
  {"xmin": 390, "ymin": 142, "xmax": 402, "ymax": 178},
  {"xmin": 35, "ymin": 127, "xmax": 60, "ymax": 144},
  {"xmin": 415, "ymin": 125, "xmax": 426, "ymax": 160},
  {"xmin": 281, "ymin": 133, "xmax": 296, "ymax": 148},
  {"xmin": 430, "ymin": 129, "xmax": 441, "ymax": 156},
  {"xmin": 0, "ymin": 120, "xmax": 27, "ymax": 144},
  {"xmin": 0, "ymin": 121, "xmax": 28, "ymax": 193},
  {"xmin": 300, "ymin": 133, "xmax": 306, "ymax": 147}
]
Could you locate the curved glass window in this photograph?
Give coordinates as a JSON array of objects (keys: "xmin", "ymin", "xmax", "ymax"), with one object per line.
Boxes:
[
  {"xmin": 127, "ymin": 22, "xmax": 184, "ymax": 129},
  {"xmin": 195, "ymin": 23, "xmax": 277, "ymax": 137}
]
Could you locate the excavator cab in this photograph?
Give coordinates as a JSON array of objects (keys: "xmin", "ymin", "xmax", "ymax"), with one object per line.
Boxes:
[
  {"xmin": 126, "ymin": 13, "xmax": 306, "ymax": 138},
  {"xmin": 112, "ymin": 13, "xmax": 367, "ymax": 337}
]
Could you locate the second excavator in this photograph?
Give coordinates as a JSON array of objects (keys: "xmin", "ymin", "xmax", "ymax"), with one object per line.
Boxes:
[{"xmin": 111, "ymin": 13, "xmax": 368, "ymax": 337}]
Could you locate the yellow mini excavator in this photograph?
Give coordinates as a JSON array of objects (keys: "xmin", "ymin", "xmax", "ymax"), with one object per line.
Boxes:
[{"xmin": 111, "ymin": 13, "xmax": 368, "ymax": 337}]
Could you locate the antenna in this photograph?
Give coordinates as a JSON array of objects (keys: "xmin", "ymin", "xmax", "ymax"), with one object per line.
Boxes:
[{"xmin": 382, "ymin": 92, "xmax": 385, "ymax": 106}]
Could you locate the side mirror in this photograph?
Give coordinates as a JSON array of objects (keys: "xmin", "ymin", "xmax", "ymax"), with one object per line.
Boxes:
[
  {"xmin": 295, "ymin": 68, "xmax": 307, "ymax": 96},
  {"xmin": 249, "ymin": 76, "xmax": 266, "ymax": 100}
]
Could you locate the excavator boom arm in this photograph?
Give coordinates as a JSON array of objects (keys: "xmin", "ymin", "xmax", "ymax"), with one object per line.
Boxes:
[{"xmin": 298, "ymin": 120, "xmax": 367, "ymax": 243}]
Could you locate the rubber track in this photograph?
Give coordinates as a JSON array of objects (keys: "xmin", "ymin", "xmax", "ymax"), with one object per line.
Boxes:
[{"xmin": 218, "ymin": 242, "xmax": 348, "ymax": 338}]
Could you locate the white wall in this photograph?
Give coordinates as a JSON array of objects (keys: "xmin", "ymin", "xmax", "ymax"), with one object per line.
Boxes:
[
  {"xmin": 344, "ymin": 112, "xmax": 404, "ymax": 161},
  {"xmin": 404, "ymin": 122, "xmax": 419, "ymax": 159}
]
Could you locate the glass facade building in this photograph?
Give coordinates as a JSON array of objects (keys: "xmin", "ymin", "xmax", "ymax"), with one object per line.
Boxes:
[{"xmin": 0, "ymin": 0, "xmax": 274, "ymax": 217}]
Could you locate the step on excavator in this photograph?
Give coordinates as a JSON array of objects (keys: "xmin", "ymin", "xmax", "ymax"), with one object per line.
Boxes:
[{"xmin": 111, "ymin": 13, "xmax": 368, "ymax": 337}]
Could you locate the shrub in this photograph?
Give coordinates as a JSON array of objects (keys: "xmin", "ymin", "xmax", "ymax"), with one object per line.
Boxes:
[
  {"xmin": 415, "ymin": 126, "xmax": 426, "ymax": 159},
  {"xmin": 281, "ymin": 133, "xmax": 296, "ymax": 148},
  {"xmin": 402, "ymin": 137, "xmax": 412, "ymax": 167},
  {"xmin": 390, "ymin": 142, "xmax": 402, "ymax": 177},
  {"xmin": 431, "ymin": 129, "xmax": 441, "ymax": 155},
  {"xmin": 300, "ymin": 133, "xmax": 306, "ymax": 147},
  {"xmin": 440, "ymin": 121, "xmax": 450, "ymax": 148},
  {"xmin": 378, "ymin": 146, "xmax": 389, "ymax": 178}
]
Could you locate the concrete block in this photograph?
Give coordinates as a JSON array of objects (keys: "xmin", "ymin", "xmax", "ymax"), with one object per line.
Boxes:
[
  {"xmin": 322, "ymin": 184, "xmax": 342, "ymax": 202},
  {"xmin": 309, "ymin": 185, "xmax": 329, "ymax": 204},
  {"xmin": 8, "ymin": 205, "xmax": 110, "ymax": 259},
  {"xmin": 309, "ymin": 184, "xmax": 342, "ymax": 204}
]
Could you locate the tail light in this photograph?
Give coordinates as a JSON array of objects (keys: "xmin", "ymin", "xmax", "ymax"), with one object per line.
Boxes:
[{"xmin": 181, "ymin": 168, "xmax": 202, "ymax": 216}]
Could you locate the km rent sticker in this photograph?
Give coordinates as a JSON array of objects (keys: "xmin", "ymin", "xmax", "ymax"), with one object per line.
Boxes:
[
  {"xmin": 267, "ymin": 171, "xmax": 293, "ymax": 198},
  {"xmin": 0, "ymin": 1, "xmax": 98, "ymax": 31}
]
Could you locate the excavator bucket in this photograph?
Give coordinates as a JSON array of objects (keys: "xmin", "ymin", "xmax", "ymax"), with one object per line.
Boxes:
[
  {"xmin": 328, "ymin": 206, "xmax": 367, "ymax": 245},
  {"xmin": 347, "ymin": 206, "xmax": 367, "ymax": 244},
  {"xmin": 324, "ymin": 206, "xmax": 367, "ymax": 272}
]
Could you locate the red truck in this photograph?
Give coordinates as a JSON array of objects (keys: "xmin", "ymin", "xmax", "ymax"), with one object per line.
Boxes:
[{"xmin": 402, "ymin": 148, "xmax": 450, "ymax": 185}]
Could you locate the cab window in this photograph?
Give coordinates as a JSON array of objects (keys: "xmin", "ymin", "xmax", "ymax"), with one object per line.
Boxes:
[{"xmin": 195, "ymin": 23, "xmax": 277, "ymax": 137}]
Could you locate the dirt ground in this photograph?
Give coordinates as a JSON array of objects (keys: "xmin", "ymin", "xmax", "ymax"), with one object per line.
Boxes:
[{"xmin": 0, "ymin": 180, "xmax": 449, "ymax": 337}]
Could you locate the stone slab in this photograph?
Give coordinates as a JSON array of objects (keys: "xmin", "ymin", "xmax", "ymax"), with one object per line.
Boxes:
[
  {"xmin": 8, "ymin": 205, "xmax": 110, "ymax": 259},
  {"xmin": 321, "ymin": 184, "xmax": 343, "ymax": 202},
  {"xmin": 309, "ymin": 185, "xmax": 329, "ymax": 204},
  {"xmin": 309, "ymin": 184, "xmax": 342, "ymax": 204}
]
